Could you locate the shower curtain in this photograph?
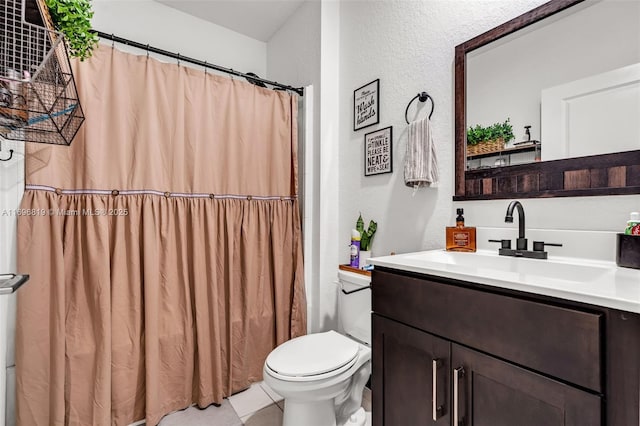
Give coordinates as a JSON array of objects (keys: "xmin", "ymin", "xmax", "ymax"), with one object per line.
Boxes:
[{"xmin": 15, "ymin": 44, "xmax": 306, "ymax": 426}]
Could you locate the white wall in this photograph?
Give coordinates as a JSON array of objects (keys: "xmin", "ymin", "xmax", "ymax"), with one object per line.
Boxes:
[
  {"xmin": 267, "ymin": 1, "xmax": 320, "ymax": 91},
  {"xmin": 92, "ymin": 0, "xmax": 267, "ymax": 76},
  {"xmin": 315, "ymin": 0, "xmax": 342, "ymax": 332},
  {"xmin": 336, "ymin": 0, "xmax": 640, "ymax": 304}
]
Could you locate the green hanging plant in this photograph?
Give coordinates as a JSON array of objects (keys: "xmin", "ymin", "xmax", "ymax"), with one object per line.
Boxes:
[{"xmin": 45, "ymin": 0, "xmax": 99, "ymax": 60}]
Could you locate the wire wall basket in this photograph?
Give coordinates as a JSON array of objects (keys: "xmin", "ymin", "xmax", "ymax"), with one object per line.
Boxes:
[{"xmin": 0, "ymin": 0, "xmax": 84, "ymax": 146}]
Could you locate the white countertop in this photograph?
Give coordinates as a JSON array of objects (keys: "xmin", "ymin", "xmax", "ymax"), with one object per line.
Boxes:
[{"xmin": 368, "ymin": 249, "xmax": 640, "ymax": 314}]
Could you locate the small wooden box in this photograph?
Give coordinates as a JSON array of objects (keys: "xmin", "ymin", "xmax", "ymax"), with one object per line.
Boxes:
[{"xmin": 616, "ymin": 233, "xmax": 640, "ymax": 270}]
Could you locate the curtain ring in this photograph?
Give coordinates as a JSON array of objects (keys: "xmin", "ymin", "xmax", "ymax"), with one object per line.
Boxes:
[
  {"xmin": 146, "ymin": 44, "xmax": 150, "ymax": 58},
  {"xmin": 204, "ymin": 61, "xmax": 208, "ymax": 74},
  {"xmin": 111, "ymin": 34, "xmax": 115, "ymax": 48},
  {"xmin": 177, "ymin": 53, "xmax": 180, "ymax": 67}
]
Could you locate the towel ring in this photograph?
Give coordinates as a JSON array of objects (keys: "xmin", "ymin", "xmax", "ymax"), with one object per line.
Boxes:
[
  {"xmin": 405, "ymin": 91, "xmax": 434, "ymax": 124},
  {"xmin": 0, "ymin": 141, "xmax": 13, "ymax": 162}
]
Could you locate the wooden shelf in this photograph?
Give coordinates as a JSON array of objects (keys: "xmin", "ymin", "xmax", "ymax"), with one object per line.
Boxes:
[
  {"xmin": 467, "ymin": 142, "xmax": 539, "ymax": 160},
  {"xmin": 339, "ymin": 264, "xmax": 372, "ymax": 277}
]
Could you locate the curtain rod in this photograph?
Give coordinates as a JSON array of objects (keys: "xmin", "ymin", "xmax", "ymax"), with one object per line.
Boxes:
[{"xmin": 91, "ymin": 30, "xmax": 305, "ymax": 96}]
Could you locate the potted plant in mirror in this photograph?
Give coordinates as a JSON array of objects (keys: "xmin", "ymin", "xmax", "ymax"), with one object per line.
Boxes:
[
  {"xmin": 356, "ymin": 213, "xmax": 377, "ymax": 269},
  {"xmin": 44, "ymin": 0, "xmax": 98, "ymax": 60},
  {"xmin": 466, "ymin": 118, "xmax": 515, "ymax": 156}
]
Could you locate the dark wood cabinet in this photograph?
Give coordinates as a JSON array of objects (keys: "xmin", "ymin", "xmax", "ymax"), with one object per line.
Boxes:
[
  {"xmin": 371, "ymin": 268, "xmax": 640, "ymax": 426},
  {"xmin": 452, "ymin": 344, "xmax": 600, "ymax": 426},
  {"xmin": 372, "ymin": 314, "xmax": 450, "ymax": 425}
]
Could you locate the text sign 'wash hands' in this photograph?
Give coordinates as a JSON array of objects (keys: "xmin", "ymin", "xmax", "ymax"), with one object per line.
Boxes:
[
  {"xmin": 354, "ymin": 79, "xmax": 379, "ymax": 130},
  {"xmin": 356, "ymin": 95, "xmax": 376, "ymax": 125}
]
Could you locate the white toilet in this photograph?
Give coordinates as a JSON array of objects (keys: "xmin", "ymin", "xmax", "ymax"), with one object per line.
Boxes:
[{"xmin": 263, "ymin": 269, "xmax": 372, "ymax": 426}]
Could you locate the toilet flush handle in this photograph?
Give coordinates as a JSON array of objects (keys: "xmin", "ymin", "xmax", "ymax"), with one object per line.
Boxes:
[{"xmin": 341, "ymin": 285, "xmax": 372, "ymax": 295}]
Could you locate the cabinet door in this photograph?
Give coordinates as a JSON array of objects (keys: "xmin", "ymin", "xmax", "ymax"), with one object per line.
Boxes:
[
  {"xmin": 372, "ymin": 314, "xmax": 450, "ymax": 426},
  {"xmin": 451, "ymin": 344, "xmax": 601, "ymax": 426}
]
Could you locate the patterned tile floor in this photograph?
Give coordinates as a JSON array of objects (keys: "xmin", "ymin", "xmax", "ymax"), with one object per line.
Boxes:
[{"xmin": 152, "ymin": 381, "xmax": 372, "ymax": 426}]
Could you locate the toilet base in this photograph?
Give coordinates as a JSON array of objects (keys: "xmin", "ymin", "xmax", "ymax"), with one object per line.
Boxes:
[
  {"xmin": 282, "ymin": 401, "xmax": 366, "ymax": 426},
  {"xmin": 283, "ymin": 399, "xmax": 337, "ymax": 426},
  {"xmin": 343, "ymin": 407, "xmax": 366, "ymax": 426}
]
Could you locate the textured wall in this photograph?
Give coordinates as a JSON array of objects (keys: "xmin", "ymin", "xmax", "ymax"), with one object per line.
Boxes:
[
  {"xmin": 337, "ymin": 0, "xmax": 545, "ymax": 261},
  {"xmin": 336, "ymin": 0, "xmax": 640, "ymax": 278}
]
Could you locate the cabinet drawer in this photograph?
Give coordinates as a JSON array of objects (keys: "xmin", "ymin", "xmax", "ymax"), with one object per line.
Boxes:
[{"xmin": 372, "ymin": 270, "xmax": 602, "ymax": 392}]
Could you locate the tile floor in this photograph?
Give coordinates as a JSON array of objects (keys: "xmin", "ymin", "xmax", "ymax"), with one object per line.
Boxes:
[{"xmin": 155, "ymin": 381, "xmax": 372, "ymax": 426}]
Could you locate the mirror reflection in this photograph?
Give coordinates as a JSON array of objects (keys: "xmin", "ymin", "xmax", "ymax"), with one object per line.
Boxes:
[{"xmin": 466, "ymin": 0, "xmax": 640, "ymax": 171}]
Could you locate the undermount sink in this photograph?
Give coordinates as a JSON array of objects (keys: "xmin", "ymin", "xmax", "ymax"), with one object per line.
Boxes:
[
  {"xmin": 368, "ymin": 249, "xmax": 640, "ymax": 314},
  {"xmin": 401, "ymin": 249, "xmax": 611, "ymax": 284}
]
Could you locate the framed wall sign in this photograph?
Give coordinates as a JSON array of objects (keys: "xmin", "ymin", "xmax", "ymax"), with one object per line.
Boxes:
[
  {"xmin": 364, "ymin": 126, "xmax": 392, "ymax": 176},
  {"xmin": 354, "ymin": 79, "xmax": 379, "ymax": 131}
]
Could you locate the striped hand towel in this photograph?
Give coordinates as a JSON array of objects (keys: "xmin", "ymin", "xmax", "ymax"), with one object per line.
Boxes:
[{"xmin": 404, "ymin": 116, "xmax": 438, "ymax": 188}]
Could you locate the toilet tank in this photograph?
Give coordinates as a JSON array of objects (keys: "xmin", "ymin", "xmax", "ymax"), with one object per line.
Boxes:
[{"xmin": 337, "ymin": 269, "xmax": 371, "ymax": 345}]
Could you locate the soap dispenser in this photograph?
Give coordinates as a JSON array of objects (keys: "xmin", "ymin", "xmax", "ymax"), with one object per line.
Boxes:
[{"xmin": 446, "ymin": 208, "xmax": 477, "ymax": 252}]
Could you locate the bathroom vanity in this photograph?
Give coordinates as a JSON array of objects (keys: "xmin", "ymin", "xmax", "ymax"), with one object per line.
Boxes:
[{"xmin": 369, "ymin": 250, "xmax": 640, "ymax": 426}]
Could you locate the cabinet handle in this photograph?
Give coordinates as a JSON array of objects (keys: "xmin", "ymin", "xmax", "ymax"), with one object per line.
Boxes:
[
  {"xmin": 432, "ymin": 359, "xmax": 443, "ymax": 420},
  {"xmin": 453, "ymin": 367, "xmax": 465, "ymax": 426}
]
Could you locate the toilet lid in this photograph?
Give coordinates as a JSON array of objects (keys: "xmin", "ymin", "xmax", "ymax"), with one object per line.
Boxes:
[{"xmin": 265, "ymin": 330, "xmax": 360, "ymax": 378}]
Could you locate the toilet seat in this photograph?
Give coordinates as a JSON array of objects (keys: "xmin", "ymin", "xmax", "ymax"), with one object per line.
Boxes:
[{"xmin": 265, "ymin": 330, "xmax": 361, "ymax": 382}]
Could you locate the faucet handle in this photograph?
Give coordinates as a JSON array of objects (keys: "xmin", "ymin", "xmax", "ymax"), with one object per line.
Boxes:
[
  {"xmin": 516, "ymin": 238, "xmax": 528, "ymax": 251},
  {"xmin": 533, "ymin": 241, "xmax": 563, "ymax": 252},
  {"xmin": 489, "ymin": 239, "xmax": 512, "ymax": 249}
]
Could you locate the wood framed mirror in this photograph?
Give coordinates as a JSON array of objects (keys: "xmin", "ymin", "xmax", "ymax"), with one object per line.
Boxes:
[{"xmin": 454, "ymin": 0, "xmax": 640, "ymax": 200}]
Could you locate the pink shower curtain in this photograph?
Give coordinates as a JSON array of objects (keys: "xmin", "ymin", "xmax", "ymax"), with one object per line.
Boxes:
[{"xmin": 15, "ymin": 44, "xmax": 306, "ymax": 426}]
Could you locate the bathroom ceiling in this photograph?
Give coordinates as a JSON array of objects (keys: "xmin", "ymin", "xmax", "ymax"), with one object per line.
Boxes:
[{"xmin": 156, "ymin": 0, "xmax": 306, "ymax": 42}]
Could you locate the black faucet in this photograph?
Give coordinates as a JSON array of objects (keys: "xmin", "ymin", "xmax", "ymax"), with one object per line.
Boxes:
[
  {"xmin": 490, "ymin": 200, "xmax": 563, "ymax": 259},
  {"xmin": 505, "ymin": 200, "xmax": 527, "ymax": 250}
]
